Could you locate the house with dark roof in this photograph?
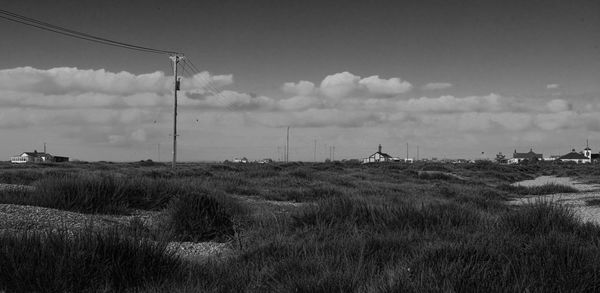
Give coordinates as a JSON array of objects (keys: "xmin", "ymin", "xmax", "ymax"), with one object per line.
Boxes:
[
  {"xmin": 362, "ymin": 144, "xmax": 399, "ymax": 163},
  {"xmin": 508, "ymin": 149, "xmax": 543, "ymax": 164},
  {"xmin": 10, "ymin": 150, "xmax": 69, "ymax": 164},
  {"xmin": 558, "ymin": 149, "xmax": 591, "ymax": 164}
]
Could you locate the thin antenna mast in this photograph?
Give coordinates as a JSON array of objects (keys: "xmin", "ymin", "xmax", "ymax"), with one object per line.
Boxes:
[
  {"xmin": 286, "ymin": 126, "xmax": 290, "ymax": 162},
  {"xmin": 314, "ymin": 139, "xmax": 317, "ymax": 162}
]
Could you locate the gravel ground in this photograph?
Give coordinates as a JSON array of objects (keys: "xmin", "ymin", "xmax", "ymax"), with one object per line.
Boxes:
[
  {"xmin": 0, "ymin": 184, "xmax": 311, "ymax": 262},
  {"xmin": 0, "ymin": 202, "xmax": 233, "ymax": 261},
  {"xmin": 509, "ymin": 176, "xmax": 600, "ymax": 225}
]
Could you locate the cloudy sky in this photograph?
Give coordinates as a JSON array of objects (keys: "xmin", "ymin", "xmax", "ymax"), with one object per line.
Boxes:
[{"xmin": 0, "ymin": 0, "xmax": 599, "ymax": 162}]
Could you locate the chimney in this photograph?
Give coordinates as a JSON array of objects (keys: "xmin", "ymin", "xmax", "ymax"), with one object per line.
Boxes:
[{"xmin": 378, "ymin": 144, "xmax": 382, "ymax": 153}]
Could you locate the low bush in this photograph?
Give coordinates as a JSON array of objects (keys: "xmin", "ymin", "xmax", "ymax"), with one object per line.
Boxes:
[
  {"xmin": 498, "ymin": 183, "xmax": 579, "ymax": 195},
  {"xmin": 294, "ymin": 196, "xmax": 481, "ymax": 231},
  {"xmin": 500, "ymin": 200, "xmax": 584, "ymax": 236},
  {"xmin": 0, "ymin": 229, "xmax": 181, "ymax": 293},
  {"xmin": 408, "ymin": 231, "xmax": 600, "ymax": 292},
  {"xmin": 31, "ymin": 173, "xmax": 131, "ymax": 214},
  {"xmin": 0, "ymin": 169, "xmax": 45, "ymax": 184},
  {"xmin": 167, "ymin": 190, "xmax": 237, "ymax": 242},
  {"xmin": 0, "ymin": 173, "xmax": 188, "ymax": 214}
]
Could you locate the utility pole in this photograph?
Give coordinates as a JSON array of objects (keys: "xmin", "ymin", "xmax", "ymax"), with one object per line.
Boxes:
[
  {"xmin": 43, "ymin": 142, "xmax": 46, "ymax": 153},
  {"xmin": 417, "ymin": 145, "xmax": 419, "ymax": 161},
  {"xmin": 332, "ymin": 146, "xmax": 335, "ymax": 161},
  {"xmin": 406, "ymin": 142, "xmax": 409, "ymax": 160},
  {"xmin": 157, "ymin": 143, "xmax": 160, "ymax": 162},
  {"xmin": 277, "ymin": 146, "xmax": 281, "ymax": 162},
  {"xmin": 170, "ymin": 55, "xmax": 183, "ymax": 169},
  {"xmin": 314, "ymin": 139, "xmax": 317, "ymax": 162},
  {"xmin": 286, "ymin": 126, "xmax": 290, "ymax": 162}
]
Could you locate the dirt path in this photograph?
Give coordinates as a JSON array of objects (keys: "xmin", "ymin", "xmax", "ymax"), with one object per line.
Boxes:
[{"xmin": 509, "ymin": 176, "xmax": 600, "ymax": 225}]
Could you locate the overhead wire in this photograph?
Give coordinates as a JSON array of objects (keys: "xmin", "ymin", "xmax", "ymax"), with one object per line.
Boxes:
[
  {"xmin": 180, "ymin": 58, "xmax": 242, "ymax": 118},
  {"xmin": 0, "ymin": 8, "xmax": 181, "ymax": 55}
]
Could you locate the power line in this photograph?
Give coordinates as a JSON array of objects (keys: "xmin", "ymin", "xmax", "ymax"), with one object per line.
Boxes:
[{"xmin": 0, "ymin": 8, "xmax": 181, "ymax": 55}]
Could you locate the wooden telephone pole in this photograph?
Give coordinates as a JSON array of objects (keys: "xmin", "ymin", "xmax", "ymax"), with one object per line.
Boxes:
[{"xmin": 170, "ymin": 55, "xmax": 183, "ymax": 169}]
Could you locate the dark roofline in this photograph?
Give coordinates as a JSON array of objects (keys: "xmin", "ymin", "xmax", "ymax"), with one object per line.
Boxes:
[
  {"xmin": 370, "ymin": 151, "xmax": 392, "ymax": 158},
  {"xmin": 558, "ymin": 152, "xmax": 589, "ymax": 160}
]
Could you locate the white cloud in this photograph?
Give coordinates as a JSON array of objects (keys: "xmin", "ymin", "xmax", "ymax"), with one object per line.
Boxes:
[
  {"xmin": 398, "ymin": 94, "xmax": 504, "ymax": 113},
  {"xmin": 281, "ymin": 80, "xmax": 316, "ymax": 96},
  {"xmin": 248, "ymin": 109, "xmax": 385, "ymax": 128},
  {"xmin": 535, "ymin": 111, "xmax": 578, "ymax": 130},
  {"xmin": 278, "ymin": 96, "xmax": 322, "ymax": 111},
  {"xmin": 546, "ymin": 99, "xmax": 571, "ymax": 112},
  {"xmin": 546, "ymin": 84, "xmax": 560, "ymax": 89},
  {"xmin": 0, "ymin": 66, "xmax": 230, "ymax": 97},
  {"xmin": 422, "ymin": 82, "xmax": 453, "ymax": 90},
  {"xmin": 358, "ymin": 75, "xmax": 412, "ymax": 96},
  {"xmin": 183, "ymin": 90, "xmax": 276, "ymax": 111},
  {"xmin": 319, "ymin": 72, "xmax": 361, "ymax": 98}
]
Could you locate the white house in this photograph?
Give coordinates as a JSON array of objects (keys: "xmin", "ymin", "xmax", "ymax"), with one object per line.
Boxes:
[
  {"xmin": 10, "ymin": 151, "xmax": 52, "ymax": 164},
  {"xmin": 10, "ymin": 150, "xmax": 68, "ymax": 164},
  {"xmin": 558, "ymin": 148, "xmax": 591, "ymax": 164},
  {"xmin": 233, "ymin": 157, "xmax": 248, "ymax": 163},
  {"xmin": 508, "ymin": 149, "xmax": 543, "ymax": 164},
  {"xmin": 363, "ymin": 145, "xmax": 399, "ymax": 163}
]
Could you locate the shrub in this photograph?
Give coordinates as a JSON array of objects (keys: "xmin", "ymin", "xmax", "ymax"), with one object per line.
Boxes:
[
  {"xmin": 407, "ymin": 231, "xmax": 600, "ymax": 292},
  {"xmin": 32, "ymin": 173, "xmax": 131, "ymax": 214},
  {"xmin": 0, "ymin": 229, "xmax": 181, "ymax": 292},
  {"xmin": 0, "ymin": 173, "xmax": 185, "ymax": 214},
  {"xmin": 294, "ymin": 196, "xmax": 481, "ymax": 231},
  {"xmin": 168, "ymin": 190, "xmax": 236, "ymax": 242},
  {"xmin": 500, "ymin": 200, "xmax": 582, "ymax": 236},
  {"xmin": 498, "ymin": 183, "xmax": 579, "ymax": 195}
]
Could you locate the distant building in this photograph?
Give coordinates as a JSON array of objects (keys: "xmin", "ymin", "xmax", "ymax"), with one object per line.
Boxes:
[
  {"xmin": 363, "ymin": 144, "xmax": 398, "ymax": 163},
  {"xmin": 233, "ymin": 157, "xmax": 248, "ymax": 163},
  {"xmin": 543, "ymin": 155, "xmax": 560, "ymax": 161},
  {"xmin": 558, "ymin": 149, "xmax": 591, "ymax": 164},
  {"xmin": 508, "ymin": 149, "xmax": 543, "ymax": 164},
  {"xmin": 10, "ymin": 150, "xmax": 69, "ymax": 164}
]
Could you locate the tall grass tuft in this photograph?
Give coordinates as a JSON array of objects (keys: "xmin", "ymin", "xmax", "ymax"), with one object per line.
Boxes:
[
  {"xmin": 32, "ymin": 173, "xmax": 131, "ymax": 214},
  {"xmin": 499, "ymin": 183, "xmax": 579, "ymax": 195},
  {"xmin": 294, "ymin": 195, "xmax": 481, "ymax": 231},
  {"xmin": 0, "ymin": 229, "xmax": 181, "ymax": 293},
  {"xmin": 0, "ymin": 173, "xmax": 186, "ymax": 214},
  {"xmin": 167, "ymin": 189, "xmax": 237, "ymax": 242},
  {"xmin": 500, "ymin": 200, "xmax": 598, "ymax": 237}
]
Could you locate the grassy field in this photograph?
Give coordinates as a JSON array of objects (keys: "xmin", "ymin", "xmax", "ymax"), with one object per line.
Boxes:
[{"xmin": 1, "ymin": 160, "xmax": 599, "ymax": 292}]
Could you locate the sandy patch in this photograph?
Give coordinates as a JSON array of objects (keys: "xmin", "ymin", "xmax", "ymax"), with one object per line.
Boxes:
[
  {"xmin": 512, "ymin": 176, "xmax": 600, "ymax": 192},
  {"xmin": 509, "ymin": 176, "xmax": 600, "ymax": 225}
]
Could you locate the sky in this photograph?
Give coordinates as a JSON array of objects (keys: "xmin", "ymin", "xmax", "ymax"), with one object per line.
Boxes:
[{"xmin": 0, "ymin": 0, "xmax": 599, "ymax": 162}]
